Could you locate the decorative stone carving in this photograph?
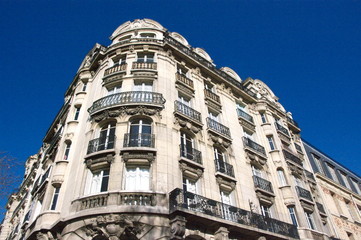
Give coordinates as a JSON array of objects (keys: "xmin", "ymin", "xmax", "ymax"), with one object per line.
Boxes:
[
  {"xmin": 179, "ymin": 163, "xmax": 203, "ymax": 180},
  {"xmin": 85, "ymin": 214, "xmax": 144, "ymax": 240},
  {"xmin": 86, "ymin": 154, "xmax": 114, "ymax": 169},
  {"xmin": 174, "ymin": 117, "xmax": 202, "ymax": 134},
  {"xmin": 287, "ymin": 163, "xmax": 304, "ymax": 179},
  {"xmin": 36, "ymin": 231, "xmax": 57, "ymax": 240},
  {"xmin": 208, "ymin": 133, "xmax": 231, "ymax": 148},
  {"xmin": 170, "ymin": 216, "xmax": 186, "ymax": 240},
  {"xmin": 216, "ymin": 176, "xmax": 236, "ymax": 192},
  {"xmin": 93, "ymin": 107, "xmax": 162, "ymax": 122},
  {"xmin": 214, "ymin": 227, "xmax": 229, "ymax": 240},
  {"xmin": 122, "ymin": 152, "xmax": 155, "ymax": 163}
]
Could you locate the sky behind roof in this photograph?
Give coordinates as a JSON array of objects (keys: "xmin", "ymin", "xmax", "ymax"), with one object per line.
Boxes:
[{"xmin": 1, "ymin": 0, "xmax": 361, "ymax": 205}]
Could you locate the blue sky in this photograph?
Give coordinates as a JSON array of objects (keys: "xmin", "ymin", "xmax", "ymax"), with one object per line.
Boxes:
[{"xmin": 1, "ymin": 0, "xmax": 361, "ymax": 207}]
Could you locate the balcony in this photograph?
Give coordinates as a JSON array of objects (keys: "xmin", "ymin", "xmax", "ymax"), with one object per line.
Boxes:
[
  {"xmin": 204, "ymin": 88, "xmax": 221, "ymax": 104},
  {"xmin": 104, "ymin": 63, "xmax": 127, "ymax": 77},
  {"xmin": 174, "ymin": 101, "xmax": 202, "ymax": 123},
  {"xmin": 88, "ymin": 91, "xmax": 166, "ymax": 115},
  {"xmin": 169, "ymin": 188, "xmax": 299, "ymax": 239},
  {"xmin": 253, "ymin": 175, "xmax": 274, "ymax": 194},
  {"xmin": 304, "ymin": 169, "xmax": 316, "ymax": 182},
  {"xmin": 283, "ymin": 149, "xmax": 303, "ymax": 166},
  {"xmin": 131, "ymin": 62, "xmax": 157, "ymax": 71},
  {"xmin": 180, "ymin": 145, "xmax": 202, "ymax": 165},
  {"xmin": 74, "ymin": 191, "xmax": 166, "ymax": 211},
  {"xmin": 243, "ymin": 137, "xmax": 266, "ymax": 156},
  {"xmin": 275, "ymin": 122, "xmax": 290, "ymax": 137},
  {"xmin": 287, "ymin": 116, "xmax": 301, "ymax": 133},
  {"xmin": 215, "ymin": 160, "xmax": 235, "ymax": 178},
  {"xmin": 207, "ymin": 118, "xmax": 231, "ymax": 139},
  {"xmin": 87, "ymin": 136, "xmax": 115, "ymax": 155},
  {"xmin": 175, "ymin": 72, "xmax": 194, "ymax": 90},
  {"xmin": 123, "ymin": 133, "xmax": 155, "ymax": 148},
  {"xmin": 237, "ymin": 109, "xmax": 254, "ymax": 123},
  {"xmin": 296, "ymin": 186, "xmax": 313, "ymax": 202}
]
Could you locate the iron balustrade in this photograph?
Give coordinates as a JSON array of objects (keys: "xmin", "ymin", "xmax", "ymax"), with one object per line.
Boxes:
[
  {"xmin": 296, "ymin": 186, "xmax": 313, "ymax": 202},
  {"xmin": 88, "ymin": 91, "xmax": 166, "ymax": 114},
  {"xmin": 236, "ymin": 109, "xmax": 254, "ymax": 123},
  {"xmin": 39, "ymin": 168, "xmax": 51, "ymax": 187},
  {"xmin": 175, "ymin": 72, "xmax": 194, "ymax": 88},
  {"xmin": 204, "ymin": 89, "xmax": 221, "ymax": 104},
  {"xmin": 275, "ymin": 122, "xmax": 290, "ymax": 136},
  {"xmin": 243, "ymin": 137, "xmax": 266, "ymax": 156},
  {"xmin": 282, "ymin": 149, "xmax": 303, "ymax": 166},
  {"xmin": 87, "ymin": 135, "xmax": 115, "ymax": 154},
  {"xmin": 169, "ymin": 188, "xmax": 299, "ymax": 239},
  {"xmin": 304, "ymin": 169, "xmax": 316, "ymax": 181},
  {"xmin": 215, "ymin": 159, "xmax": 235, "ymax": 177},
  {"xmin": 180, "ymin": 145, "xmax": 202, "ymax": 164},
  {"xmin": 206, "ymin": 118, "xmax": 231, "ymax": 138},
  {"xmin": 174, "ymin": 101, "xmax": 202, "ymax": 123},
  {"xmin": 253, "ymin": 175, "xmax": 274, "ymax": 193},
  {"xmin": 163, "ymin": 34, "xmax": 258, "ymax": 99},
  {"xmin": 123, "ymin": 133, "xmax": 155, "ymax": 148},
  {"xmin": 104, "ymin": 63, "xmax": 127, "ymax": 76},
  {"xmin": 294, "ymin": 143, "xmax": 303, "ymax": 153},
  {"xmin": 132, "ymin": 62, "xmax": 157, "ymax": 70},
  {"xmin": 287, "ymin": 116, "xmax": 299, "ymax": 128},
  {"xmin": 316, "ymin": 202, "xmax": 326, "ymax": 214}
]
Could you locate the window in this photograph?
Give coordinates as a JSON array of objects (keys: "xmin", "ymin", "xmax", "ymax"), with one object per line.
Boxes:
[
  {"xmin": 180, "ymin": 132, "xmax": 194, "ymax": 160},
  {"xmin": 98, "ymin": 122, "xmax": 116, "ymax": 150},
  {"xmin": 294, "ymin": 176, "xmax": 303, "ymax": 187},
  {"xmin": 288, "ymin": 206, "xmax": 298, "ymax": 226},
  {"xmin": 205, "ymin": 82, "xmax": 215, "ymax": 93},
  {"xmin": 312, "ymin": 154, "xmax": 324, "ymax": 174},
  {"xmin": 252, "ymin": 165, "xmax": 263, "ymax": 178},
  {"xmin": 326, "ymin": 163, "xmax": 338, "ymax": 182},
  {"xmin": 178, "ymin": 94, "xmax": 191, "ymax": 107},
  {"xmin": 74, "ymin": 106, "xmax": 81, "ymax": 120},
  {"xmin": 140, "ymin": 33, "xmax": 156, "ymax": 38},
  {"xmin": 183, "ymin": 177, "xmax": 197, "ymax": 193},
  {"xmin": 214, "ymin": 147, "xmax": 226, "ymax": 173},
  {"xmin": 107, "ymin": 84, "xmax": 122, "ymax": 95},
  {"xmin": 340, "ymin": 171, "xmax": 351, "ymax": 189},
  {"xmin": 50, "ymin": 187, "xmax": 60, "ymax": 210},
  {"xmin": 260, "ymin": 204, "xmax": 272, "ymax": 218},
  {"xmin": 267, "ymin": 136, "xmax": 276, "ymax": 150},
  {"xmin": 305, "ymin": 211, "xmax": 316, "ymax": 230},
  {"xmin": 277, "ymin": 169, "xmax": 287, "ymax": 186},
  {"xmin": 128, "ymin": 119, "xmax": 152, "ymax": 147},
  {"xmin": 63, "ymin": 142, "xmax": 71, "ymax": 160},
  {"xmin": 350, "ymin": 178, "xmax": 361, "ymax": 194},
  {"xmin": 137, "ymin": 52, "xmax": 154, "ymax": 63},
  {"xmin": 82, "ymin": 82, "xmax": 88, "ymax": 91},
  {"xmin": 133, "ymin": 80, "xmax": 153, "ymax": 92},
  {"xmin": 243, "ymin": 130, "xmax": 254, "ymax": 141},
  {"xmin": 112, "ymin": 55, "xmax": 126, "ymax": 66},
  {"xmin": 125, "ymin": 166, "xmax": 150, "ymax": 191},
  {"xmin": 86, "ymin": 169, "xmax": 109, "ymax": 194},
  {"xmin": 208, "ymin": 110, "xmax": 219, "ymax": 122},
  {"xmin": 331, "ymin": 192, "xmax": 343, "ymax": 215},
  {"xmin": 221, "ymin": 191, "xmax": 232, "ymax": 205},
  {"xmin": 260, "ymin": 112, "xmax": 267, "ymax": 123},
  {"xmin": 345, "ymin": 200, "xmax": 358, "ymax": 220}
]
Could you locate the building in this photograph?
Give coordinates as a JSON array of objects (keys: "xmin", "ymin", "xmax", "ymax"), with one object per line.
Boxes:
[
  {"xmin": 303, "ymin": 140, "xmax": 361, "ymax": 240},
  {"xmin": 0, "ymin": 18, "xmax": 359, "ymax": 240}
]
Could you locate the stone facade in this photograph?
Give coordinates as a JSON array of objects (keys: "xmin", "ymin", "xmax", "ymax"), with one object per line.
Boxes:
[{"xmin": 1, "ymin": 19, "xmax": 359, "ymax": 240}]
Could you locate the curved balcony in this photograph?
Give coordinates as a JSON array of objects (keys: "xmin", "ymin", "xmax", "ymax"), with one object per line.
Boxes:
[
  {"xmin": 87, "ymin": 136, "xmax": 115, "ymax": 155},
  {"xmin": 88, "ymin": 91, "xmax": 166, "ymax": 115},
  {"xmin": 123, "ymin": 133, "xmax": 155, "ymax": 148},
  {"xmin": 104, "ymin": 63, "xmax": 127, "ymax": 77},
  {"xmin": 132, "ymin": 62, "xmax": 157, "ymax": 71},
  {"xmin": 73, "ymin": 191, "xmax": 167, "ymax": 212}
]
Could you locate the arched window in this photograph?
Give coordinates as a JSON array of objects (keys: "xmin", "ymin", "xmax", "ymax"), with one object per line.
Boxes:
[
  {"xmin": 98, "ymin": 122, "xmax": 116, "ymax": 151},
  {"xmin": 127, "ymin": 118, "xmax": 153, "ymax": 147}
]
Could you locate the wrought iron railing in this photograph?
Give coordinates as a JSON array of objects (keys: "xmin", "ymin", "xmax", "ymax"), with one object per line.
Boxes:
[
  {"xmin": 174, "ymin": 101, "xmax": 202, "ymax": 123},
  {"xmin": 39, "ymin": 167, "xmax": 51, "ymax": 187},
  {"xmin": 287, "ymin": 116, "xmax": 299, "ymax": 128},
  {"xmin": 253, "ymin": 175, "xmax": 274, "ymax": 193},
  {"xmin": 294, "ymin": 143, "xmax": 303, "ymax": 153},
  {"xmin": 180, "ymin": 145, "xmax": 202, "ymax": 165},
  {"xmin": 316, "ymin": 202, "xmax": 326, "ymax": 214},
  {"xmin": 243, "ymin": 137, "xmax": 266, "ymax": 156},
  {"xmin": 87, "ymin": 135, "xmax": 115, "ymax": 154},
  {"xmin": 104, "ymin": 63, "xmax": 127, "ymax": 76},
  {"xmin": 169, "ymin": 188, "xmax": 299, "ymax": 239},
  {"xmin": 296, "ymin": 186, "xmax": 313, "ymax": 202},
  {"xmin": 275, "ymin": 122, "xmax": 290, "ymax": 137},
  {"xmin": 88, "ymin": 91, "xmax": 166, "ymax": 114},
  {"xmin": 204, "ymin": 89, "xmax": 221, "ymax": 103},
  {"xmin": 282, "ymin": 149, "xmax": 303, "ymax": 166},
  {"xmin": 304, "ymin": 169, "xmax": 316, "ymax": 181},
  {"xmin": 123, "ymin": 133, "xmax": 155, "ymax": 148},
  {"xmin": 215, "ymin": 159, "xmax": 235, "ymax": 178},
  {"xmin": 176, "ymin": 72, "xmax": 194, "ymax": 89},
  {"xmin": 236, "ymin": 109, "xmax": 254, "ymax": 123},
  {"xmin": 164, "ymin": 34, "xmax": 258, "ymax": 99},
  {"xmin": 206, "ymin": 118, "xmax": 231, "ymax": 139},
  {"xmin": 132, "ymin": 62, "xmax": 157, "ymax": 70}
]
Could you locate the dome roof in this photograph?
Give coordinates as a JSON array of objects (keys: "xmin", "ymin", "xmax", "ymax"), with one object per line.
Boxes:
[
  {"xmin": 220, "ymin": 67, "xmax": 242, "ymax": 82},
  {"xmin": 110, "ymin": 19, "xmax": 166, "ymax": 40}
]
